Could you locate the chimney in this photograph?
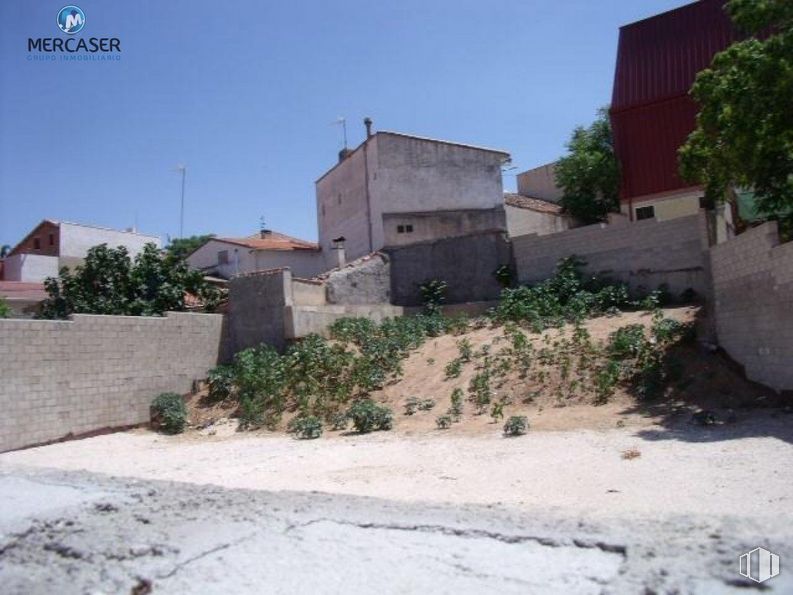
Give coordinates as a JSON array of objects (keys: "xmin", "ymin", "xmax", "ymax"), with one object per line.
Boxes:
[
  {"xmin": 259, "ymin": 215, "xmax": 271, "ymax": 239},
  {"xmin": 364, "ymin": 117, "xmax": 373, "ymax": 139},
  {"xmin": 331, "ymin": 236, "xmax": 346, "ymax": 269},
  {"xmin": 338, "ymin": 147, "xmax": 352, "ymax": 163}
]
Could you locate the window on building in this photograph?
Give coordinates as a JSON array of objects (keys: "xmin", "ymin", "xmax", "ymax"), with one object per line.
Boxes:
[
  {"xmin": 698, "ymin": 196, "xmax": 712, "ymax": 210},
  {"xmin": 48, "ymin": 233, "xmax": 55, "ymax": 246},
  {"xmin": 337, "ymin": 193, "xmax": 342, "ymax": 205},
  {"xmin": 33, "ymin": 237, "xmax": 41, "ymax": 250},
  {"xmin": 635, "ymin": 206, "xmax": 655, "ymax": 221},
  {"xmin": 397, "ymin": 224, "xmax": 414, "ymax": 234},
  {"xmin": 397, "ymin": 225, "xmax": 405, "ymax": 233},
  {"xmin": 405, "ymin": 224, "xmax": 413, "ymax": 233},
  {"xmin": 218, "ymin": 250, "xmax": 229, "ymax": 265}
]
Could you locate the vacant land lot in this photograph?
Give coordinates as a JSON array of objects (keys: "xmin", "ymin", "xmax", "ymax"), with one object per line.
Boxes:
[{"xmin": 2, "ymin": 413, "xmax": 793, "ymax": 593}]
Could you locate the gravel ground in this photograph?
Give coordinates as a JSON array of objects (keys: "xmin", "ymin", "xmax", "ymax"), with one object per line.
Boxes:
[{"xmin": 1, "ymin": 413, "xmax": 792, "ymax": 593}]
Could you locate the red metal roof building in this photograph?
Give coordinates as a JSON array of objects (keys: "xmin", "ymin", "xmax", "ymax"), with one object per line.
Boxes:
[{"xmin": 610, "ymin": 0, "xmax": 743, "ymax": 220}]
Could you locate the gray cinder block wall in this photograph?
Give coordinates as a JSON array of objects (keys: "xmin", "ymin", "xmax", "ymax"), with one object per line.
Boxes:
[
  {"xmin": 710, "ymin": 221, "xmax": 793, "ymax": 392},
  {"xmin": 384, "ymin": 231, "xmax": 512, "ymax": 306},
  {"xmin": 0, "ymin": 312, "xmax": 224, "ymax": 452},
  {"xmin": 512, "ymin": 212, "xmax": 710, "ymax": 297}
]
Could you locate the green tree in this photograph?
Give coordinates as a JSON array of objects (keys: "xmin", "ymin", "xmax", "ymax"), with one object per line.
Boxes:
[
  {"xmin": 165, "ymin": 234, "xmax": 214, "ymax": 260},
  {"xmin": 0, "ymin": 245, "xmax": 11, "ymax": 258},
  {"xmin": 679, "ymin": 0, "xmax": 793, "ymax": 215},
  {"xmin": 40, "ymin": 243, "xmax": 220, "ymax": 319},
  {"xmin": 555, "ymin": 107, "xmax": 621, "ymax": 225}
]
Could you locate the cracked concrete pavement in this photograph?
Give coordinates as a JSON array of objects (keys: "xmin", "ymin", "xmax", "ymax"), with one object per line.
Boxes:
[{"xmin": 1, "ymin": 466, "xmax": 791, "ymax": 594}]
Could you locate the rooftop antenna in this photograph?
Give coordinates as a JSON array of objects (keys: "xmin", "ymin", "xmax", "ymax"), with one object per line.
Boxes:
[
  {"xmin": 173, "ymin": 164, "xmax": 187, "ymax": 238},
  {"xmin": 333, "ymin": 116, "xmax": 348, "ymax": 149}
]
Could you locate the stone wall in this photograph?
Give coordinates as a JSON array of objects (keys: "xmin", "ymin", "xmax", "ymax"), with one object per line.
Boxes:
[
  {"xmin": 710, "ymin": 222, "xmax": 793, "ymax": 391},
  {"xmin": 0, "ymin": 312, "xmax": 224, "ymax": 452},
  {"xmin": 513, "ymin": 212, "xmax": 709, "ymax": 297},
  {"xmin": 323, "ymin": 253, "xmax": 391, "ymax": 305},
  {"xmin": 385, "ymin": 231, "xmax": 512, "ymax": 306}
]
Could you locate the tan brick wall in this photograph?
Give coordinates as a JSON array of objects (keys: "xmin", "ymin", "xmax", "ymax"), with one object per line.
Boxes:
[
  {"xmin": 0, "ymin": 312, "xmax": 224, "ymax": 452},
  {"xmin": 710, "ymin": 222, "xmax": 793, "ymax": 391},
  {"xmin": 513, "ymin": 212, "xmax": 709, "ymax": 297}
]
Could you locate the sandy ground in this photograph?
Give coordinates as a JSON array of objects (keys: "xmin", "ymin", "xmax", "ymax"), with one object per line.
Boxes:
[{"xmin": 3, "ymin": 412, "xmax": 792, "ymax": 521}]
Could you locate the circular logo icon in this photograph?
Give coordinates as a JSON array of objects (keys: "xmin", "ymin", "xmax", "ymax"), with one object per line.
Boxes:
[{"xmin": 57, "ymin": 6, "xmax": 85, "ymax": 34}]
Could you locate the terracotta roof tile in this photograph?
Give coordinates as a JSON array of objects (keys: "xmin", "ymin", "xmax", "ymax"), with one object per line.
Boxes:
[
  {"xmin": 503, "ymin": 193, "xmax": 563, "ymax": 215},
  {"xmin": 214, "ymin": 231, "xmax": 318, "ymax": 252}
]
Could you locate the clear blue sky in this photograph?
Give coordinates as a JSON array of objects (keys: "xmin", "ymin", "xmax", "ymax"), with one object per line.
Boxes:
[{"xmin": 0, "ymin": 0, "xmax": 692, "ymax": 247}]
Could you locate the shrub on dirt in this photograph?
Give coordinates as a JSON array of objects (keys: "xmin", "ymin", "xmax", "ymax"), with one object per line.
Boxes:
[
  {"xmin": 329, "ymin": 412, "xmax": 349, "ymax": 431},
  {"xmin": 287, "ymin": 415, "xmax": 323, "ymax": 440},
  {"xmin": 150, "ymin": 393, "xmax": 187, "ymax": 434},
  {"xmin": 404, "ymin": 397, "xmax": 420, "ymax": 416},
  {"xmin": 418, "ymin": 398, "xmax": 436, "ymax": 411},
  {"xmin": 436, "ymin": 415, "xmax": 453, "ymax": 430},
  {"xmin": 0, "ymin": 297, "xmax": 10, "ymax": 319},
  {"xmin": 347, "ymin": 399, "xmax": 393, "ymax": 434},
  {"xmin": 503, "ymin": 415, "xmax": 529, "ymax": 437},
  {"xmin": 444, "ymin": 358, "xmax": 463, "ymax": 380},
  {"xmin": 492, "ymin": 256, "xmax": 629, "ymax": 329},
  {"xmin": 607, "ymin": 324, "xmax": 649, "ymax": 360},
  {"xmin": 469, "ymin": 369, "xmax": 493, "ymax": 414},
  {"xmin": 207, "ymin": 364, "xmax": 235, "ymax": 402},
  {"xmin": 449, "ymin": 388, "xmax": 464, "ymax": 419}
]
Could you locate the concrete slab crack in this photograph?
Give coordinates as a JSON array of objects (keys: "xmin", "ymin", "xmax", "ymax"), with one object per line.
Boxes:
[{"xmin": 154, "ymin": 532, "xmax": 258, "ymax": 580}]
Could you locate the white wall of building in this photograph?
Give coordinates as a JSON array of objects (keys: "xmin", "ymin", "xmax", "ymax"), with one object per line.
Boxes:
[
  {"xmin": 187, "ymin": 239, "xmax": 325, "ymax": 279},
  {"xmin": 3, "ymin": 254, "xmax": 60, "ymax": 282},
  {"xmin": 58, "ymin": 222, "xmax": 160, "ymax": 259},
  {"xmin": 516, "ymin": 162, "xmax": 562, "ymax": 202},
  {"xmin": 316, "ymin": 132, "xmax": 508, "ymax": 262},
  {"xmin": 505, "ymin": 205, "xmax": 571, "ymax": 238}
]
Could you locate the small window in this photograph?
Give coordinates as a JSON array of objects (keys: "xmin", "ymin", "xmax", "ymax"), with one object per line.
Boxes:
[
  {"xmin": 397, "ymin": 225, "xmax": 405, "ymax": 234},
  {"xmin": 337, "ymin": 193, "xmax": 342, "ymax": 205},
  {"xmin": 405, "ymin": 224, "xmax": 414, "ymax": 233},
  {"xmin": 33, "ymin": 237, "xmax": 41, "ymax": 250},
  {"xmin": 698, "ymin": 196, "xmax": 712, "ymax": 210},
  {"xmin": 218, "ymin": 250, "xmax": 229, "ymax": 265},
  {"xmin": 635, "ymin": 206, "xmax": 655, "ymax": 221},
  {"xmin": 48, "ymin": 233, "xmax": 55, "ymax": 246},
  {"xmin": 321, "ymin": 205, "xmax": 326, "ymax": 217},
  {"xmin": 397, "ymin": 224, "xmax": 414, "ymax": 234}
]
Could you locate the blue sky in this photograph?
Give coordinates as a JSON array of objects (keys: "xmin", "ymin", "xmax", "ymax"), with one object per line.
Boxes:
[{"xmin": 0, "ymin": 0, "xmax": 692, "ymax": 247}]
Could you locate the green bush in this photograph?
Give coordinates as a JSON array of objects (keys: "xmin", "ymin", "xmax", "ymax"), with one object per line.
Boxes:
[
  {"xmin": 469, "ymin": 369, "xmax": 493, "ymax": 414},
  {"xmin": 0, "ymin": 297, "xmax": 10, "ymax": 319},
  {"xmin": 492, "ymin": 257, "xmax": 629, "ymax": 329},
  {"xmin": 287, "ymin": 415, "xmax": 323, "ymax": 440},
  {"xmin": 419, "ymin": 279, "xmax": 448, "ymax": 315},
  {"xmin": 404, "ymin": 397, "xmax": 420, "ymax": 416},
  {"xmin": 151, "ymin": 393, "xmax": 187, "ymax": 434},
  {"xmin": 444, "ymin": 358, "xmax": 463, "ymax": 380},
  {"xmin": 593, "ymin": 360, "xmax": 622, "ymax": 405},
  {"xmin": 418, "ymin": 398, "xmax": 436, "ymax": 411},
  {"xmin": 207, "ymin": 365, "xmax": 235, "ymax": 402},
  {"xmin": 347, "ymin": 399, "xmax": 393, "ymax": 434},
  {"xmin": 329, "ymin": 412, "xmax": 349, "ymax": 431},
  {"xmin": 503, "ymin": 415, "xmax": 529, "ymax": 437},
  {"xmin": 449, "ymin": 388, "xmax": 464, "ymax": 418},
  {"xmin": 607, "ymin": 325, "xmax": 649, "ymax": 360},
  {"xmin": 238, "ymin": 395, "xmax": 266, "ymax": 430},
  {"xmin": 436, "ymin": 415, "xmax": 453, "ymax": 429}
]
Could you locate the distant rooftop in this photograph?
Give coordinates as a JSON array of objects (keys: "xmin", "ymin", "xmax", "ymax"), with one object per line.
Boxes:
[
  {"xmin": 212, "ymin": 231, "xmax": 319, "ymax": 252},
  {"xmin": 504, "ymin": 193, "xmax": 563, "ymax": 215}
]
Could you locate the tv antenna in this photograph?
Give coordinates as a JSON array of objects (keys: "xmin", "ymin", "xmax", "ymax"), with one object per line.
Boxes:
[{"xmin": 333, "ymin": 116, "xmax": 348, "ymax": 149}]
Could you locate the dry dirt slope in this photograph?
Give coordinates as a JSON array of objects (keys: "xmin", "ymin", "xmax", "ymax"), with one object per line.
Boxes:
[{"xmin": 187, "ymin": 306, "xmax": 775, "ymax": 438}]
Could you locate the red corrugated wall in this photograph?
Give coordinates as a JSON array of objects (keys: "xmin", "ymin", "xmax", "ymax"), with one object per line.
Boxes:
[{"xmin": 610, "ymin": 0, "xmax": 743, "ymax": 202}]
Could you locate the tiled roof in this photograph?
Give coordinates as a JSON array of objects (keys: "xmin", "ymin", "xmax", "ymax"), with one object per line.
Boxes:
[
  {"xmin": 213, "ymin": 231, "xmax": 319, "ymax": 252},
  {"xmin": 0, "ymin": 281, "xmax": 48, "ymax": 301},
  {"xmin": 503, "ymin": 193, "xmax": 563, "ymax": 215}
]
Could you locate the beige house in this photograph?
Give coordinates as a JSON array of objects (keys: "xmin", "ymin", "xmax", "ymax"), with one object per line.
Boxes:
[{"xmin": 186, "ymin": 230, "xmax": 324, "ymax": 279}]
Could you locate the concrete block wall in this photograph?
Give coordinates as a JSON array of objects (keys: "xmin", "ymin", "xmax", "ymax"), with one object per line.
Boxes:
[
  {"xmin": 385, "ymin": 231, "xmax": 513, "ymax": 306},
  {"xmin": 710, "ymin": 222, "xmax": 793, "ymax": 391},
  {"xmin": 513, "ymin": 212, "xmax": 709, "ymax": 297},
  {"xmin": 0, "ymin": 312, "xmax": 224, "ymax": 452}
]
